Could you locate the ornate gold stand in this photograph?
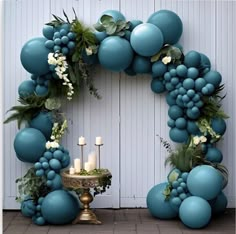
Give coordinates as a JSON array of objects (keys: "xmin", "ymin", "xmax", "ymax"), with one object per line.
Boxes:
[{"xmin": 61, "ymin": 170, "xmax": 111, "ymax": 225}]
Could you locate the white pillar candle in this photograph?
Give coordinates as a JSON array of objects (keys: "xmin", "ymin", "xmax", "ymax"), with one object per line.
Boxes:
[
  {"xmin": 84, "ymin": 162, "xmax": 91, "ymax": 172},
  {"xmin": 78, "ymin": 136, "xmax": 86, "ymax": 145},
  {"xmin": 74, "ymin": 158, "xmax": 81, "ymax": 173},
  {"xmin": 69, "ymin": 167, "xmax": 75, "ymax": 175},
  {"xmin": 95, "ymin": 136, "xmax": 103, "ymax": 145},
  {"xmin": 88, "ymin": 151, "xmax": 97, "ymax": 170}
]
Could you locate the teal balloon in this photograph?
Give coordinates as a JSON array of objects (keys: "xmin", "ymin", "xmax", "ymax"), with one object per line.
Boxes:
[
  {"xmin": 94, "ymin": 30, "xmax": 107, "ymax": 42},
  {"xmin": 187, "ymin": 121, "xmax": 200, "ymax": 135},
  {"xmin": 50, "ymin": 174, "xmax": 62, "ymax": 190},
  {"xmin": 20, "ymin": 37, "xmax": 51, "ymax": 75},
  {"xmin": 176, "ymin": 64, "xmax": 187, "ymax": 77},
  {"xmin": 49, "ymin": 159, "xmax": 61, "ymax": 170},
  {"xmin": 42, "ymin": 25, "xmax": 54, "ymax": 40},
  {"xmin": 200, "ymin": 53, "xmax": 211, "ymax": 70},
  {"xmin": 146, "ymin": 182, "xmax": 178, "ymax": 219},
  {"xmin": 183, "ymin": 78, "xmax": 195, "ymax": 89},
  {"xmin": 98, "ymin": 36, "xmax": 133, "ymax": 72},
  {"xmin": 187, "ymin": 165, "xmax": 223, "ymax": 200},
  {"xmin": 166, "ymin": 93, "xmax": 176, "ymax": 106},
  {"xmin": 187, "ymin": 67, "xmax": 199, "ymax": 79},
  {"xmin": 195, "ymin": 78, "xmax": 206, "ymax": 91},
  {"xmin": 151, "ymin": 79, "xmax": 165, "ymax": 93},
  {"xmin": 209, "ymin": 191, "xmax": 228, "ymax": 215},
  {"xmin": 179, "ymin": 196, "xmax": 211, "ymax": 229},
  {"xmin": 124, "ymin": 66, "xmax": 137, "ymax": 76},
  {"xmin": 129, "ymin": 19, "xmax": 143, "ymax": 31},
  {"xmin": 21, "ymin": 199, "xmax": 36, "ymax": 217},
  {"xmin": 100, "ymin": 10, "xmax": 126, "ymax": 22},
  {"xmin": 168, "ymin": 105, "xmax": 183, "ymax": 120},
  {"xmin": 18, "ymin": 80, "xmax": 36, "ymax": 98},
  {"xmin": 147, "ymin": 10, "xmax": 183, "ymax": 44},
  {"xmin": 211, "ymin": 118, "xmax": 226, "ymax": 135},
  {"xmin": 41, "ymin": 190, "xmax": 79, "ymax": 224},
  {"xmin": 152, "ymin": 61, "xmax": 167, "ymax": 77},
  {"xmin": 184, "ymin": 50, "xmax": 201, "ymax": 68},
  {"xmin": 204, "ymin": 71, "xmax": 222, "ymax": 87},
  {"xmin": 35, "ymin": 85, "xmax": 48, "ymax": 97},
  {"xmin": 132, "ymin": 55, "xmax": 151, "ymax": 74},
  {"xmin": 130, "ymin": 23, "xmax": 163, "ymax": 56},
  {"xmin": 34, "ymin": 216, "xmax": 46, "ymax": 226},
  {"xmin": 175, "ymin": 117, "xmax": 187, "ymax": 129},
  {"xmin": 169, "ymin": 128, "xmax": 189, "ymax": 143},
  {"xmin": 206, "ymin": 147, "xmax": 223, "ymax": 163},
  {"xmin": 14, "ymin": 128, "xmax": 46, "ymax": 163},
  {"xmin": 29, "ymin": 111, "xmax": 53, "ymax": 139}
]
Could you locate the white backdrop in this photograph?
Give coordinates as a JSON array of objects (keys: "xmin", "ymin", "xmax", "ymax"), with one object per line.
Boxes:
[{"xmin": 3, "ymin": 0, "xmax": 236, "ymax": 209}]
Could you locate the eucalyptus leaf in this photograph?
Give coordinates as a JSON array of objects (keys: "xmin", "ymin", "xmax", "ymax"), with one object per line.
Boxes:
[
  {"xmin": 106, "ymin": 23, "xmax": 117, "ymax": 35},
  {"xmin": 94, "ymin": 23, "xmax": 105, "ymax": 32},
  {"xmin": 100, "ymin": 15, "xmax": 114, "ymax": 25}
]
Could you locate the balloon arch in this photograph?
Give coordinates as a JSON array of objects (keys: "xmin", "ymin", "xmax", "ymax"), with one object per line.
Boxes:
[{"xmin": 5, "ymin": 9, "xmax": 228, "ymax": 228}]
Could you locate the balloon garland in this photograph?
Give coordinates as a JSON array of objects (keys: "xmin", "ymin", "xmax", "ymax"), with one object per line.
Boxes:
[{"xmin": 4, "ymin": 9, "xmax": 229, "ymax": 228}]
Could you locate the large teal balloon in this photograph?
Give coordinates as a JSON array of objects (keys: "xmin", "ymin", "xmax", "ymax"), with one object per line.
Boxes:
[
  {"xmin": 169, "ymin": 127, "xmax": 189, "ymax": 143},
  {"xmin": 18, "ymin": 80, "xmax": 36, "ymax": 98},
  {"xmin": 179, "ymin": 196, "xmax": 211, "ymax": 228},
  {"xmin": 147, "ymin": 10, "xmax": 183, "ymax": 44},
  {"xmin": 14, "ymin": 128, "xmax": 46, "ymax": 163},
  {"xmin": 146, "ymin": 182, "xmax": 178, "ymax": 219},
  {"xmin": 204, "ymin": 71, "xmax": 222, "ymax": 87},
  {"xmin": 130, "ymin": 23, "xmax": 163, "ymax": 56},
  {"xmin": 29, "ymin": 111, "xmax": 53, "ymax": 139},
  {"xmin": 41, "ymin": 190, "xmax": 79, "ymax": 224},
  {"xmin": 20, "ymin": 37, "xmax": 51, "ymax": 75},
  {"xmin": 187, "ymin": 165, "xmax": 223, "ymax": 200},
  {"xmin": 98, "ymin": 36, "xmax": 133, "ymax": 72},
  {"xmin": 100, "ymin": 10, "xmax": 126, "ymax": 22}
]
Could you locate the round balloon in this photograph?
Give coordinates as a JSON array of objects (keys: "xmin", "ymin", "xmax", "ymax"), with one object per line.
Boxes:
[
  {"xmin": 132, "ymin": 55, "xmax": 151, "ymax": 74},
  {"xmin": 20, "ymin": 37, "xmax": 52, "ymax": 75},
  {"xmin": 130, "ymin": 23, "xmax": 163, "ymax": 56},
  {"xmin": 146, "ymin": 182, "xmax": 178, "ymax": 219},
  {"xmin": 187, "ymin": 165, "xmax": 223, "ymax": 200},
  {"xmin": 151, "ymin": 79, "xmax": 165, "ymax": 93},
  {"xmin": 152, "ymin": 61, "xmax": 167, "ymax": 77},
  {"xmin": 21, "ymin": 199, "xmax": 36, "ymax": 217},
  {"xmin": 211, "ymin": 118, "xmax": 226, "ymax": 135},
  {"xmin": 179, "ymin": 196, "xmax": 211, "ymax": 228},
  {"xmin": 99, "ymin": 10, "xmax": 126, "ymax": 22},
  {"xmin": 18, "ymin": 80, "xmax": 36, "ymax": 98},
  {"xmin": 204, "ymin": 71, "xmax": 222, "ymax": 87},
  {"xmin": 29, "ymin": 111, "xmax": 53, "ymax": 139},
  {"xmin": 14, "ymin": 128, "xmax": 46, "ymax": 163},
  {"xmin": 98, "ymin": 36, "xmax": 133, "ymax": 72},
  {"xmin": 184, "ymin": 50, "xmax": 201, "ymax": 68},
  {"xmin": 206, "ymin": 147, "xmax": 223, "ymax": 163},
  {"xmin": 41, "ymin": 190, "xmax": 79, "ymax": 224},
  {"xmin": 169, "ymin": 127, "xmax": 189, "ymax": 143},
  {"xmin": 147, "ymin": 10, "xmax": 183, "ymax": 44},
  {"xmin": 129, "ymin": 19, "xmax": 143, "ymax": 31},
  {"xmin": 209, "ymin": 191, "xmax": 228, "ymax": 215}
]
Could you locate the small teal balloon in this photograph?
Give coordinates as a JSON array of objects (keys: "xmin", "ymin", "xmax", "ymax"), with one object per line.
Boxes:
[
  {"xmin": 187, "ymin": 120, "xmax": 200, "ymax": 135},
  {"xmin": 147, "ymin": 182, "xmax": 178, "ymax": 219},
  {"xmin": 183, "ymin": 78, "xmax": 195, "ymax": 89},
  {"xmin": 168, "ymin": 105, "xmax": 183, "ymax": 120},
  {"xmin": 206, "ymin": 147, "xmax": 223, "ymax": 163},
  {"xmin": 176, "ymin": 64, "xmax": 188, "ymax": 77},
  {"xmin": 35, "ymin": 85, "xmax": 48, "ymax": 97},
  {"xmin": 152, "ymin": 61, "xmax": 167, "ymax": 77},
  {"xmin": 61, "ymin": 155, "xmax": 70, "ymax": 168},
  {"xmin": 132, "ymin": 55, "xmax": 151, "ymax": 74},
  {"xmin": 209, "ymin": 191, "xmax": 228, "ymax": 215},
  {"xmin": 147, "ymin": 10, "xmax": 183, "ymax": 44},
  {"xmin": 41, "ymin": 190, "xmax": 79, "ymax": 224},
  {"xmin": 200, "ymin": 53, "xmax": 211, "ymax": 71},
  {"xmin": 186, "ymin": 108, "xmax": 200, "ymax": 120},
  {"xmin": 98, "ymin": 36, "xmax": 133, "ymax": 72},
  {"xmin": 175, "ymin": 117, "xmax": 187, "ymax": 129},
  {"xmin": 34, "ymin": 216, "xmax": 46, "ymax": 226},
  {"xmin": 166, "ymin": 93, "xmax": 176, "ymax": 106},
  {"xmin": 21, "ymin": 199, "xmax": 36, "ymax": 217},
  {"xmin": 130, "ymin": 23, "xmax": 163, "ymax": 56},
  {"xmin": 195, "ymin": 78, "xmax": 206, "ymax": 91},
  {"xmin": 151, "ymin": 79, "xmax": 165, "ymax": 93},
  {"xmin": 36, "ymin": 169, "xmax": 44, "ymax": 177},
  {"xmin": 44, "ymin": 151, "xmax": 53, "ymax": 160},
  {"xmin": 18, "ymin": 80, "xmax": 36, "ymax": 98},
  {"xmin": 100, "ymin": 10, "xmax": 126, "ymax": 22},
  {"xmin": 179, "ymin": 196, "xmax": 211, "ymax": 229},
  {"xmin": 49, "ymin": 158, "xmax": 61, "ymax": 170},
  {"xmin": 187, "ymin": 165, "xmax": 223, "ymax": 200},
  {"xmin": 211, "ymin": 118, "xmax": 226, "ymax": 135},
  {"xmin": 14, "ymin": 128, "xmax": 46, "ymax": 163},
  {"xmin": 20, "ymin": 37, "xmax": 52, "ymax": 76},
  {"xmin": 169, "ymin": 128, "xmax": 189, "ymax": 143},
  {"xmin": 53, "ymin": 150, "xmax": 64, "ymax": 160},
  {"xmin": 47, "ymin": 170, "xmax": 56, "ymax": 180},
  {"xmin": 29, "ymin": 111, "xmax": 53, "ymax": 140},
  {"xmin": 42, "ymin": 25, "xmax": 54, "ymax": 40},
  {"xmin": 187, "ymin": 67, "xmax": 199, "ymax": 79},
  {"xmin": 50, "ymin": 174, "xmax": 62, "ymax": 190},
  {"xmin": 129, "ymin": 19, "xmax": 143, "ymax": 31},
  {"xmin": 94, "ymin": 30, "xmax": 107, "ymax": 42},
  {"xmin": 204, "ymin": 70, "xmax": 222, "ymax": 87},
  {"xmin": 167, "ymin": 118, "xmax": 175, "ymax": 128},
  {"xmin": 184, "ymin": 50, "xmax": 201, "ymax": 68}
]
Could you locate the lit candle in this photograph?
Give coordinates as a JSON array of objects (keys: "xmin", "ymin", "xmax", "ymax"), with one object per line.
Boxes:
[
  {"xmin": 69, "ymin": 167, "xmax": 75, "ymax": 175},
  {"xmin": 74, "ymin": 158, "xmax": 81, "ymax": 173},
  {"xmin": 95, "ymin": 136, "xmax": 103, "ymax": 145},
  {"xmin": 78, "ymin": 136, "xmax": 86, "ymax": 145},
  {"xmin": 88, "ymin": 151, "xmax": 97, "ymax": 170},
  {"xmin": 84, "ymin": 162, "xmax": 91, "ymax": 171}
]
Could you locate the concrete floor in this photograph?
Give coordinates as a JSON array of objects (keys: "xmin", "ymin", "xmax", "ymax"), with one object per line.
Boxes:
[{"xmin": 3, "ymin": 208, "xmax": 235, "ymax": 234}]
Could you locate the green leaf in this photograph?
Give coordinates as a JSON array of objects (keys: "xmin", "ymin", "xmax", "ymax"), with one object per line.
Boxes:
[
  {"xmin": 100, "ymin": 15, "xmax": 114, "ymax": 25},
  {"xmin": 63, "ymin": 9, "xmax": 70, "ymax": 24},
  {"xmin": 94, "ymin": 23, "xmax": 105, "ymax": 32},
  {"xmin": 106, "ymin": 23, "xmax": 117, "ymax": 35}
]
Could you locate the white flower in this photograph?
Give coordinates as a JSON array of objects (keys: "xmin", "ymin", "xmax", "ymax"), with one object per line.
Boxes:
[
  {"xmin": 85, "ymin": 47, "xmax": 93, "ymax": 56},
  {"xmin": 51, "ymin": 141, "xmax": 59, "ymax": 148},
  {"xmin": 50, "ymin": 135, "xmax": 55, "ymax": 140},
  {"xmin": 193, "ymin": 136, "xmax": 200, "ymax": 145},
  {"xmin": 162, "ymin": 56, "xmax": 172, "ymax": 65},
  {"xmin": 199, "ymin": 136, "xmax": 207, "ymax": 143},
  {"xmin": 45, "ymin": 141, "xmax": 51, "ymax": 149}
]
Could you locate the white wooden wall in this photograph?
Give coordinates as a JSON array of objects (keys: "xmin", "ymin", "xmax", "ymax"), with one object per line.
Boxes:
[{"xmin": 3, "ymin": 0, "xmax": 236, "ymax": 209}]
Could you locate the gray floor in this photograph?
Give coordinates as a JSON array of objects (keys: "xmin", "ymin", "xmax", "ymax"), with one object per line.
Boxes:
[{"xmin": 3, "ymin": 208, "xmax": 235, "ymax": 234}]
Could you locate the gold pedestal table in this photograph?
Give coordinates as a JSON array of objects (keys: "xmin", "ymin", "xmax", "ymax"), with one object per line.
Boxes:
[{"xmin": 61, "ymin": 170, "xmax": 111, "ymax": 224}]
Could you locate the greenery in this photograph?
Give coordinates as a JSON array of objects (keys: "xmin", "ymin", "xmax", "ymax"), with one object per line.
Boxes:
[{"xmin": 15, "ymin": 167, "xmax": 50, "ymax": 203}]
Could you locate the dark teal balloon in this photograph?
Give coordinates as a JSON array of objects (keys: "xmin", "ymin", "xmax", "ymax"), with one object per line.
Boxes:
[
  {"xmin": 98, "ymin": 36, "xmax": 133, "ymax": 72},
  {"xmin": 151, "ymin": 79, "xmax": 165, "ymax": 93},
  {"xmin": 147, "ymin": 10, "xmax": 183, "ymax": 44},
  {"xmin": 100, "ymin": 10, "xmax": 126, "ymax": 22},
  {"xmin": 175, "ymin": 117, "xmax": 187, "ymax": 129},
  {"xmin": 204, "ymin": 71, "xmax": 222, "ymax": 87},
  {"xmin": 166, "ymin": 93, "xmax": 176, "ymax": 106},
  {"xmin": 206, "ymin": 147, "xmax": 223, "ymax": 163},
  {"xmin": 29, "ymin": 112, "xmax": 53, "ymax": 139},
  {"xmin": 147, "ymin": 182, "xmax": 178, "ymax": 219},
  {"xmin": 132, "ymin": 55, "xmax": 151, "ymax": 74},
  {"xmin": 187, "ymin": 67, "xmax": 199, "ymax": 79},
  {"xmin": 35, "ymin": 85, "xmax": 48, "ymax": 97},
  {"xmin": 50, "ymin": 174, "xmax": 62, "ymax": 190},
  {"xmin": 200, "ymin": 53, "xmax": 211, "ymax": 72},
  {"xmin": 176, "ymin": 64, "xmax": 187, "ymax": 77},
  {"xmin": 21, "ymin": 199, "xmax": 36, "ymax": 217},
  {"xmin": 130, "ymin": 23, "xmax": 163, "ymax": 56},
  {"xmin": 41, "ymin": 190, "xmax": 79, "ymax": 224},
  {"xmin": 187, "ymin": 120, "xmax": 200, "ymax": 135},
  {"xmin": 169, "ymin": 127, "xmax": 189, "ymax": 143},
  {"xmin": 209, "ymin": 192, "xmax": 228, "ymax": 215},
  {"xmin": 184, "ymin": 50, "xmax": 201, "ymax": 68},
  {"xmin": 152, "ymin": 61, "xmax": 167, "ymax": 77},
  {"xmin": 195, "ymin": 78, "xmax": 206, "ymax": 91},
  {"xmin": 20, "ymin": 37, "xmax": 52, "ymax": 75},
  {"xmin": 42, "ymin": 25, "xmax": 54, "ymax": 40},
  {"xmin": 211, "ymin": 118, "xmax": 226, "ymax": 135},
  {"xmin": 168, "ymin": 105, "xmax": 183, "ymax": 120},
  {"xmin": 129, "ymin": 19, "xmax": 143, "ymax": 31},
  {"xmin": 179, "ymin": 196, "xmax": 211, "ymax": 229},
  {"xmin": 94, "ymin": 30, "xmax": 107, "ymax": 42},
  {"xmin": 18, "ymin": 80, "xmax": 36, "ymax": 98},
  {"xmin": 14, "ymin": 128, "xmax": 46, "ymax": 163}
]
